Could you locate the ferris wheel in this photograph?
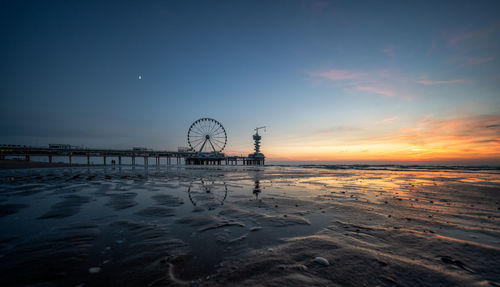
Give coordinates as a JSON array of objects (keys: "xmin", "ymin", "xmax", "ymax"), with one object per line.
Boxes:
[{"xmin": 187, "ymin": 118, "xmax": 227, "ymax": 153}]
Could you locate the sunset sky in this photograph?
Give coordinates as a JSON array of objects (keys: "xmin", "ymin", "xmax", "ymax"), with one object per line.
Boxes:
[{"xmin": 1, "ymin": 1, "xmax": 499, "ymax": 164}]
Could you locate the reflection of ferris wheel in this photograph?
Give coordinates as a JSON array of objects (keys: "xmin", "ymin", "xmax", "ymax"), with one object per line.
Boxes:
[
  {"xmin": 188, "ymin": 118, "xmax": 227, "ymax": 153},
  {"xmin": 187, "ymin": 179, "xmax": 228, "ymax": 207}
]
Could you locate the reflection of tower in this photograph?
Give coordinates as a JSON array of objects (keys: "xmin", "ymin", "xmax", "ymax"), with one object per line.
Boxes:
[
  {"xmin": 253, "ymin": 180, "xmax": 261, "ymax": 199},
  {"xmin": 245, "ymin": 127, "xmax": 266, "ymax": 165}
]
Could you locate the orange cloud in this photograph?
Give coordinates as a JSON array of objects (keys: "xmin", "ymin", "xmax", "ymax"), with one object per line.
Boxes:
[
  {"xmin": 310, "ymin": 68, "xmax": 404, "ymax": 98},
  {"xmin": 373, "ymin": 116, "xmax": 398, "ymax": 126},
  {"xmin": 356, "ymin": 86, "xmax": 395, "ymax": 97}
]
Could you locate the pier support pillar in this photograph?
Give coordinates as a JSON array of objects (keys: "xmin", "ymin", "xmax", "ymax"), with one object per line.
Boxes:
[
  {"xmin": 49, "ymin": 155, "xmax": 52, "ymax": 163},
  {"xmin": 118, "ymin": 156, "xmax": 121, "ymax": 165},
  {"xmin": 69, "ymin": 155, "xmax": 72, "ymax": 165},
  {"xmin": 87, "ymin": 155, "xmax": 90, "ymax": 165},
  {"xmin": 144, "ymin": 156, "xmax": 148, "ymax": 166},
  {"xmin": 132, "ymin": 156, "xmax": 135, "ymax": 166},
  {"xmin": 103, "ymin": 156, "xmax": 106, "ymax": 166}
]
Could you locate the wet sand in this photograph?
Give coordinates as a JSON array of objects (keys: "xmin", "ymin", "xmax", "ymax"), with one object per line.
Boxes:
[
  {"xmin": 0, "ymin": 159, "xmax": 92, "ymax": 170},
  {"xmin": 0, "ymin": 165, "xmax": 499, "ymax": 286}
]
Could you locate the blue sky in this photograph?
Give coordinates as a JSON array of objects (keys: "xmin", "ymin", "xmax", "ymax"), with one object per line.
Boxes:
[{"xmin": 1, "ymin": 0, "xmax": 499, "ymax": 162}]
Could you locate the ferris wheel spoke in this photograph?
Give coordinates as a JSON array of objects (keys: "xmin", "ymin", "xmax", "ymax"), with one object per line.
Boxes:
[
  {"xmin": 212, "ymin": 141, "xmax": 223, "ymax": 151},
  {"xmin": 215, "ymin": 141, "xmax": 226, "ymax": 151},
  {"xmin": 212, "ymin": 138, "xmax": 222, "ymax": 146},
  {"xmin": 190, "ymin": 133, "xmax": 204, "ymax": 139},
  {"xmin": 209, "ymin": 122, "xmax": 220, "ymax": 134},
  {"xmin": 193, "ymin": 125, "xmax": 204, "ymax": 135},
  {"xmin": 204, "ymin": 121, "xmax": 212, "ymax": 134},
  {"xmin": 192, "ymin": 139, "xmax": 204, "ymax": 149},
  {"xmin": 196, "ymin": 120, "xmax": 206, "ymax": 133},
  {"xmin": 190, "ymin": 134, "xmax": 203, "ymax": 140},
  {"xmin": 193, "ymin": 136, "xmax": 205, "ymax": 145},
  {"xmin": 213, "ymin": 138, "xmax": 226, "ymax": 144},
  {"xmin": 205, "ymin": 118, "xmax": 213, "ymax": 129},
  {"xmin": 191, "ymin": 133, "xmax": 204, "ymax": 139},
  {"xmin": 190, "ymin": 129, "xmax": 204, "ymax": 136},
  {"xmin": 210, "ymin": 121, "xmax": 218, "ymax": 135},
  {"xmin": 197, "ymin": 121, "xmax": 207, "ymax": 134},
  {"xmin": 212, "ymin": 123, "xmax": 221, "ymax": 132},
  {"xmin": 200, "ymin": 124, "xmax": 209, "ymax": 135},
  {"xmin": 190, "ymin": 138, "xmax": 204, "ymax": 145},
  {"xmin": 212, "ymin": 138, "xmax": 225, "ymax": 145},
  {"xmin": 207, "ymin": 139, "xmax": 217, "ymax": 152},
  {"xmin": 197, "ymin": 138, "xmax": 208, "ymax": 152},
  {"xmin": 213, "ymin": 143, "xmax": 225, "ymax": 150},
  {"xmin": 198, "ymin": 120, "xmax": 206, "ymax": 132},
  {"xmin": 207, "ymin": 120, "xmax": 215, "ymax": 133},
  {"xmin": 212, "ymin": 135, "xmax": 224, "ymax": 141}
]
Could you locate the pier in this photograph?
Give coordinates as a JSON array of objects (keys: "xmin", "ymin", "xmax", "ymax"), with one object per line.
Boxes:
[
  {"xmin": 0, "ymin": 117, "xmax": 266, "ymax": 166},
  {"xmin": 0, "ymin": 145, "xmax": 259, "ymax": 166}
]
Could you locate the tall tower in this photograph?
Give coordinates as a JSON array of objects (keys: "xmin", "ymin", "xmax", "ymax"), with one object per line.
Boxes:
[
  {"xmin": 253, "ymin": 130, "xmax": 262, "ymax": 154},
  {"xmin": 246, "ymin": 126, "xmax": 266, "ymax": 165}
]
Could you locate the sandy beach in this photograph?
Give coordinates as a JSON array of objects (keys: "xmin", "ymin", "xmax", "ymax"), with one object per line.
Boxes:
[
  {"xmin": 0, "ymin": 159, "xmax": 93, "ymax": 170},
  {"xmin": 0, "ymin": 165, "xmax": 499, "ymax": 286}
]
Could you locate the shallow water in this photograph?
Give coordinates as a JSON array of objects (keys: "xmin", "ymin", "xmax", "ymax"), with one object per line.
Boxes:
[{"xmin": 0, "ymin": 165, "xmax": 499, "ymax": 286}]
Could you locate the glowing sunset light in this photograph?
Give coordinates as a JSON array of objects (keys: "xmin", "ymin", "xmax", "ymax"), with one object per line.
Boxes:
[{"xmin": 264, "ymin": 114, "xmax": 500, "ymax": 163}]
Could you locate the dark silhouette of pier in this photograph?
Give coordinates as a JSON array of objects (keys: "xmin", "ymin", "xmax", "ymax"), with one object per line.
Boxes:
[
  {"xmin": 0, "ymin": 145, "xmax": 261, "ymax": 166},
  {"xmin": 0, "ymin": 118, "xmax": 266, "ymax": 166}
]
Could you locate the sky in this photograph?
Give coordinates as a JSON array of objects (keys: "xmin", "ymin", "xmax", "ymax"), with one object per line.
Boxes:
[{"xmin": 1, "ymin": 0, "xmax": 499, "ymax": 164}]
